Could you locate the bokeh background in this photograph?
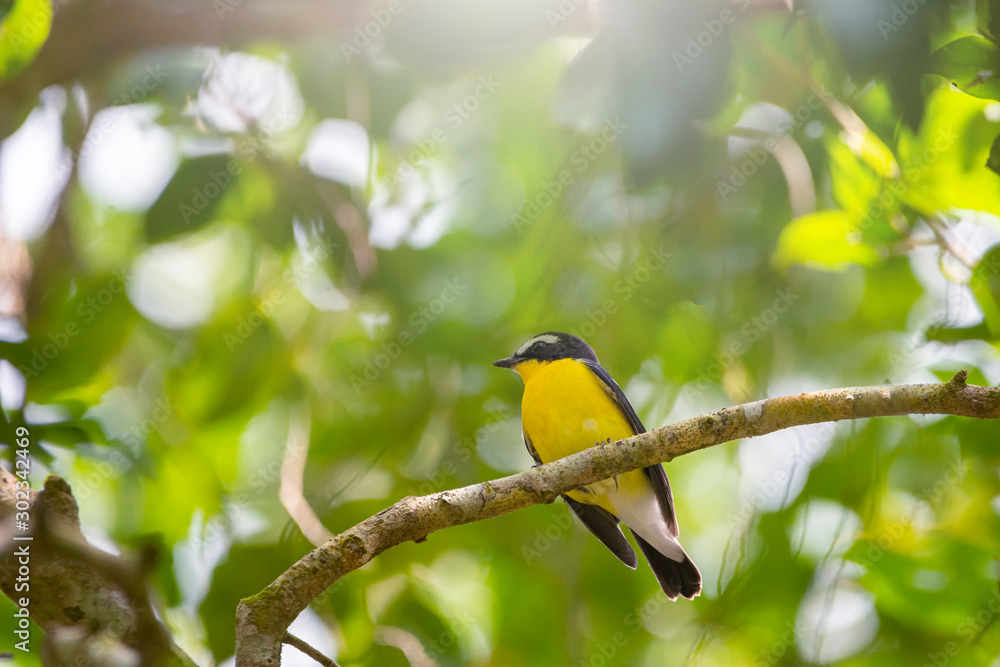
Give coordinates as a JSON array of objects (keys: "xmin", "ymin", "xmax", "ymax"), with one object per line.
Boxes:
[{"xmin": 3, "ymin": 0, "xmax": 1000, "ymax": 664}]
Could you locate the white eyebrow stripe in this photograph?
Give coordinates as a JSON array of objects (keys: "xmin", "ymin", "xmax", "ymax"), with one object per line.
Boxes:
[{"xmin": 516, "ymin": 333, "xmax": 560, "ymax": 355}]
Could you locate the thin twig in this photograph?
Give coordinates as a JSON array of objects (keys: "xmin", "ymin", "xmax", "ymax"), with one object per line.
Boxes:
[
  {"xmin": 280, "ymin": 402, "xmax": 333, "ymax": 546},
  {"xmin": 283, "ymin": 632, "xmax": 340, "ymax": 667}
]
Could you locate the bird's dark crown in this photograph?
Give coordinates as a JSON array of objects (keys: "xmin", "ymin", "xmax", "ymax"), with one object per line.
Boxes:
[{"xmin": 495, "ymin": 331, "xmax": 599, "ymax": 367}]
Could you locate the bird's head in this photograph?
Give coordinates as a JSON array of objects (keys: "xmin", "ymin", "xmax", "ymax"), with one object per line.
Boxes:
[{"xmin": 493, "ymin": 332, "xmax": 598, "ymax": 380}]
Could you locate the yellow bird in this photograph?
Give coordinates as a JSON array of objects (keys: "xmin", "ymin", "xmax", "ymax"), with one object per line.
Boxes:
[{"xmin": 494, "ymin": 332, "xmax": 701, "ymax": 600}]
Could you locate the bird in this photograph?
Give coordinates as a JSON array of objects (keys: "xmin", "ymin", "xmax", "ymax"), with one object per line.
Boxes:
[{"xmin": 493, "ymin": 331, "xmax": 701, "ymax": 600}]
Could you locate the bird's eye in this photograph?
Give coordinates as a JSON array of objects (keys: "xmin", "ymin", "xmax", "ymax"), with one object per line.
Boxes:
[{"xmin": 531, "ymin": 341, "xmax": 547, "ymax": 354}]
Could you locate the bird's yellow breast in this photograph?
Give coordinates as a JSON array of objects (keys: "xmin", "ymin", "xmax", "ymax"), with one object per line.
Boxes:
[
  {"xmin": 519, "ymin": 358, "xmax": 635, "ymax": 464},
  {"xmin": 516, "ymin": 358, "xmax": 648, "ymax": 511}
]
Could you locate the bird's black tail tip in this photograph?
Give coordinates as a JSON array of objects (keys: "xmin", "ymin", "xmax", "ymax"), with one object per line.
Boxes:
[
  {"xmin": 633, "ymin": 533, "xmax": 702, "ymax": 601},
  {"xmin": 659, "ymin": 552, "xmax": 702, "ymax": 601}
]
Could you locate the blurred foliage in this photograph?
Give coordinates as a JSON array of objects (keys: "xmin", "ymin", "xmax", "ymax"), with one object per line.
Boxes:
[
  {"xmin": 2, "ymin": 0, "xmax": 1000, "ymax": 665},
  {"xmin": 0, "ymin": 0, "xmax": 49, "ymax": 78}
]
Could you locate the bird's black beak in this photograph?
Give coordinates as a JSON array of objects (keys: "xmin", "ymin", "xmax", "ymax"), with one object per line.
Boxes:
[{"xmin": 492, "ymin": 357, "xmax": 518, "ymax": 369}]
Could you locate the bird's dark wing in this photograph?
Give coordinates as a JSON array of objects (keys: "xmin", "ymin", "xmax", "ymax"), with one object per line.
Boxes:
[
  {"xmin": 523, "ymin": 430, "xmax": 542, "ymax": 466},
  {"xmin": 581, "ymin": 359, "xmax": 679, "ymax": 537},
  {"xmin": 563, "ymin": 496, "xmax": 637, "ymax": 569},
  {"xmin": 580, "ymin": 359, "xmax": 646, "ymax": 434}
]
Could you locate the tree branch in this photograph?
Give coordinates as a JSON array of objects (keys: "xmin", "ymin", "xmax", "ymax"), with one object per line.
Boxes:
[
  {"xmin": 0, "ymin": 472, "xmax": 197, "ymax": 666},
  {"xmin": 235, "ymin": 372, "xmax": 1000, "ymax": 665}
]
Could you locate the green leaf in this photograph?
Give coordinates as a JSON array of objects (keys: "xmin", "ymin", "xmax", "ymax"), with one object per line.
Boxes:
[
  {"xmin": 828, "ymin": 139, "xmax": 880, "ymax": 217},
  {"xmin": 970, "ymin": 244, "xmax": 1000, "ymax": 336},
  {"xmin": 17, "ymin": 273, "xmax": 136, "ymax": 397},
  {"xmin": 773, "ymin": 210, "xmax": 880, "ymax": 272},
  {"xmin": 896, "ymin": 86, "xmax": 1000, "ymax": 215},
  {"xmin": 976, "ymin": 0, "xmax": 1000, "ymax": 41},
  {"xmin": 924, "ymin": 322, "xmax": 992, "ymax": 343},
  {"xmin": 929, "ymin": 35, "xmax": 1000, "ymax": 101},
  {"xmin": 145, "ymin": 155, "xmax": 237, "ymax": 242},
  {"xmin": 988, "ymin": 131, "xmax": 1000, "ymax": 176},
  {"xmin": 0, "ymin": 0, "xmax": 50, "ymax": 78},
  {"xmin": 32, "ymin": 419, "xmax": 107, "ymax": 448},
  {"xmin": 842, "ymin": 129, "xmax": 900, "ymax": 179}
]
